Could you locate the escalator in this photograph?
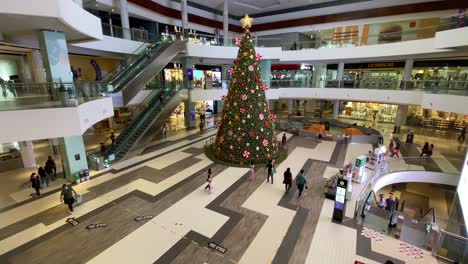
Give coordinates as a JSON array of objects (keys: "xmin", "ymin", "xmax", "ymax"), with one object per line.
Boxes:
[
  {"xmin": 106, "ymin": 88, "xmax": 188, "ymax": 161},
  {"xmin": 104, "ymin": 39, "xmax": 186, "ymax": 106}
]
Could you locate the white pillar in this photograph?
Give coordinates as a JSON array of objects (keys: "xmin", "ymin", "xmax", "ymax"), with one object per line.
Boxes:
[
  {"xmin": 19, "ymin": 141, "xmax": 36, "ymax": 169},
  {"xmin": 72, "ymin": 0, "xmax": 83, "ymax": 7},
  {"xmin": 31, "ymin": 50, "xmax": 46, "ymax": 83},
  {"xmin": 394, "ymin": 105, "xmax": 408, "ymax": 134},
  {"xmin": 403, "ymin": 59, "xmax": 414, "ymax": 81},
  {"xmin": 333, "ymin": 100, "xmax": 340, "ymax": 119},
  {"xmin": 312, "ymin": 64, "xmax": 327, "ymax": 88},
  {"xmin": 287, "ymin": 99, "xmax": 294, "ymax": 115},
  {"xmin": 181, "ymin": 0, "xmax": 189, "ymax": 37},
  {"xmin": 223, "ymin": 0, "xmax": 229, "ymax": 46},
  {"xmin": 119, "ymin": 0, "xmax": 131, "ymax": 40},
  {"xmin": 49, "ymin": 138, "xmax": 60, "ymax": 156},
  {"xmin": 337, "ymin": 62, "xmax": 345, "ymax": 80}
]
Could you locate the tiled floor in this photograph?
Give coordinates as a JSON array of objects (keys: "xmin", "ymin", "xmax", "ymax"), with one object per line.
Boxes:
[{"xmin": 0, "ymin": 127, "xmax": 462, "ymax": 264}]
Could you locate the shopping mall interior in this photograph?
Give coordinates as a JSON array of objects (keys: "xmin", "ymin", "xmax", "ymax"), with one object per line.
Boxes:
[{"xmin": 0, "ymin": 0, "xmax": 467, "ymax": 263}]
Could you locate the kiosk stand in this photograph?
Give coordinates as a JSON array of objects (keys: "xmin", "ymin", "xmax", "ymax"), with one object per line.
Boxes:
[{"xmin": 352, "ymin": 155, "xmax": 368, "ymax": 183}]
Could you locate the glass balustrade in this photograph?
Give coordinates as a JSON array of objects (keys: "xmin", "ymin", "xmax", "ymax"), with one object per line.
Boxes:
[
  {"xmin": 186, "ymin": 12, "xmax": 466, "ymax": 50},
  {"xmin": 0, "ymin": 81, "xmax": 109, "ymax": 111},
  {"xmin": 434, "ymin": 230, "xmax": 468, "ymax": 263}
]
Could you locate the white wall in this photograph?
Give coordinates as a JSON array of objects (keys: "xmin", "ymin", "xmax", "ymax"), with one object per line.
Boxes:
[
  {"xmin": 421, "ymin": 94, "xmax": 468, "ymax": 115},
  {"xmin": 0, "ymin": 97, "xmax": 113, "ymax": 143},
  {"xmin": 458, "ymin": 152, "xmax": 468, "ymax": 228},
  {"xmin": 186, "ymin": 43, "xmax": 281, "ymax": 60},
  {"xmin": 0, "ymin": 0, "xmax": 103, "ymax": 42},
  {"xmin": 434, "ymin": 27, "xmax": 468, "ymax": 49},
  {"xmin": 73, "ymin": 36, "xmax": 146, "ymax": 54}
]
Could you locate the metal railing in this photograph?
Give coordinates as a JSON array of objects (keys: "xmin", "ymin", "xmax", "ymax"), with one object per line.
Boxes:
[{"xmin": 101, "ymin": 23, "xmax": 156, "ymax": 42}]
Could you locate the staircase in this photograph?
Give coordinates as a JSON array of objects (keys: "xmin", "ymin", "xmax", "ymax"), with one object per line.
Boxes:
[{"xmin": 106, "ymin": 88, "xmax": 186, "ymax": 161}]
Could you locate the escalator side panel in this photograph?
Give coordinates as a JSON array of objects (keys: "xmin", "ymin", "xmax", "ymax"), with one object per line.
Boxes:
[
  {"xmin": 123, "ymin": 92, "xmax": 184, "ymax": 159},
  {"xmin": 121, "ymin": 40, "xmax": 186, "ymax": 105}
]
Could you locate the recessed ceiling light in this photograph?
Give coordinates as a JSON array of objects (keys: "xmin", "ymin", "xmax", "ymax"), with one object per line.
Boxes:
[{"xmin": 111, "ymin": 9, "xmax": 115, "ymax": 11}]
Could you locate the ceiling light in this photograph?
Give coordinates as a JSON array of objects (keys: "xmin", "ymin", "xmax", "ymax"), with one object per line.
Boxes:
[{"xmin": 111, "ymin": 9, "xmax": 115, "ymax": 11}]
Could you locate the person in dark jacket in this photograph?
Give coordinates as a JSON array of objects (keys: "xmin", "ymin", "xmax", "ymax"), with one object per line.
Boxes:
[
  {"xmin": 30, "ymin": 173, "xmax": 41, "ymax": 197},
  {"xmin": 38, "ymin": 166, "xmax": 48, "ymax": 188},
  {"xmin": 283, "ymin": 168, "xmax": 292, "ymax": 192},
  {"xmin": 420, "ymin": 142, "xmax": 429, "ymax": 157},
  {"xmin": 281, "ymin": 133, "xmax": 287, "ymax": 147},
  {"xmin": 45, "ymin": 156, "xmax": 57, "ymax": 180},
  {"xmin": 265, "ymin": 159, "xmax": 274, "ymax": 184},
  {"xmin": 60, "ymin": 184, "xmax": 78, "ymax": 212}
]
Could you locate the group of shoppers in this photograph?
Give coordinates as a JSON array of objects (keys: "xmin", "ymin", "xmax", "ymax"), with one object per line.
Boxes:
[
  {"xmin": 29, "ymin": 156, "xmax": 57, "ymax": 197},
  {"xmin": 377, "ymin": 193, "xmax": 397, "ymax": 212}
]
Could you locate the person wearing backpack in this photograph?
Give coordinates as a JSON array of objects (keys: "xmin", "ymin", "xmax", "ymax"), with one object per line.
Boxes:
[{"xmin": 296, "ymin": 169, "xmax": 308, "ymax": 198}]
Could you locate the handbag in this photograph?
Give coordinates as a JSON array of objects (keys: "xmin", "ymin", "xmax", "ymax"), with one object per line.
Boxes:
[{"xmin": 272, "ymin": 167, "xmax": 276, "ymax": 174}]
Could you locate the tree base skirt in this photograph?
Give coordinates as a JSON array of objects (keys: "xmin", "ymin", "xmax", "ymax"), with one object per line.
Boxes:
[{"xmin": 204, "ymin": 145, "xmax": 288, "ymax": 168}]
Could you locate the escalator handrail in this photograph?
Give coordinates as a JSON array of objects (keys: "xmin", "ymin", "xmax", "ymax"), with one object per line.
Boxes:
[
  {"xmin": 109, "ymin": 89, "xmax": 178, "ymax": 156},
  {"xmin": 110, "ymin": 40, "xmax": 179, "ymax": 93},
  {"xmin": 100, "ymin": 36, "xmax": 164, "ymax": 82},
  {"xmin": 420, "ymin": 207, "xmax": 436, "ymax": 223}
]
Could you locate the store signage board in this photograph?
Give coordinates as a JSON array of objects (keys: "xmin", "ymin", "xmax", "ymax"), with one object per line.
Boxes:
[
  {"xmin": 208, "ymin": 242, "xmax": 227, "ymax": 254},
  {"xmin": 332, "ymin": 178, "xmax": 348, "ymax": 222}
]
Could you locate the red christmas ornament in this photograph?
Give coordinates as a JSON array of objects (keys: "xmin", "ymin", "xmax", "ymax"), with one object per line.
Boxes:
[
  {"xmin": 249, "ymin": 131, "xmax": 254, "ymax": 137},
  {"xmin": 243, "ymin": 150, "xmax": 250, "ymax": 158}
]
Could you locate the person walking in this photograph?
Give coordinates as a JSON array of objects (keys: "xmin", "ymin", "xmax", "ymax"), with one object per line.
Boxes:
[
  {"xmin": 385, "ymin": 193, "xmax": 395, "ymax": 211},
  {"xmin": 426, "ymin": 144, "xmax": 434, "ymax": 157},
  {"xmin": 30, "ymin": 173, "xmax": 41, "ymax": 197},
  {"xmin": 379, "ymin": 130, "xmax": 385, "ymax": 144},
  {"xmin": 281, "ymin": 133, "xmax": 287, "ymax": 147},
  {"xmin": 388, "ymin": 138, "xmax": 395, "ymax": 154},
  {"xmin": 265, "ymin": 160, "xmax": 274, "ymax": 184},
  {"xmin": 60, "ymin": 184, "xmax": 78, "ymax": 213},
  {"xmin": 45, "ymin": 156, "xmax": 57, "ymax": 180},
  {"xmin": 420, "ymin": 142, "xmax": 429, "ymax": 157},
  {"xmin": 110, "ymin": 132, "xmax": 116, "ymax": 144},
  {"xmin": 37, "ymin": 166, "xmax": 48, "ymax": 189},
  {"xmin": 204, "ymin": 168, "xmax": 212, "ymax": 193},
  {"xmin": 378, "ymin": 194, "xmax": 386, "ymax": 209},
  {"xmin": 458, "ymin": 126, "xmax": 466, "ymax": 143},
  {"xmin": 249, "ymin": 160, "xmax": 255, "ymax": 181},
  {"xmin": 296, "ymin": 169, "xmax": 307, "ymax": 198},
  {"xmin": 283, "ymin": 168, "xmax": 292, "ymax": 192}
]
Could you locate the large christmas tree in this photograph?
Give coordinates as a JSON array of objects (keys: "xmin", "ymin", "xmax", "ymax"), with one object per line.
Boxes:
[{"xmin": 213, "ymin": 15, "xmax": 279, "ymax": 164}]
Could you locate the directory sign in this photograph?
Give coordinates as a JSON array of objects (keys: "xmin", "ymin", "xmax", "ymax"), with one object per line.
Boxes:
[{"xmin": 333, "ymin": 178, "xmax": 348, "ymax": 222}]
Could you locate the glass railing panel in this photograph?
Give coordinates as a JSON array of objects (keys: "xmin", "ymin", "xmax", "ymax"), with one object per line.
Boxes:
[
  {"xmin": 434, "ymin": 230, "xmax": 467, "ymax": 263},
  {"xmin": 0, "ymin": 82, "xmax": 108, "ymax": 111}
]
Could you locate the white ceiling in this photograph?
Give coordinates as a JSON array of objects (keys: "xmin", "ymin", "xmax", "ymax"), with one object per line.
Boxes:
[{"xmin": 195, "ymin": 0, "xmax": 337, "ymax": 16}]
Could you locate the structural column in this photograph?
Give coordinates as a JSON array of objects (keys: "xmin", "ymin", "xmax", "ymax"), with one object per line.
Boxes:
[
  {"xmin": 30, "ymin": 50, "xmax": 46, "ymax": 83},
  {"xmin": 402, "ymin": 58, "xmax": 414, "ymax": 89},
  {"xmin": 181, "ymin": 0, "xmax": 189, "ymax": 38},
  {"xmin": 260, "ymin": 59, "xmax": 272, "ymax": 87},
  {"xmin": 223, "ymin": 0, "xmax": 229, "ymax": 46},
  {"xmin": 182, "ymin": 57, "xmax": 196, "ymax": 128},
  {"xmin": 337, "ymin": 62, "xmax": 345, "ymax": 81},
  {"xmin": 287, "ymin": 99, "xmax": 294, "ymax": 115},
  {"xmin": 332, "ymin": 100, "xmax": 340, "ymax": 119},
  {"xmin": 312, "ymin": 64, "xmax": 327, "ymax": 88},
  {"xmin": 38, "ymin": 30, "xmax": 88, "ymax": 181},
  {"xmin": 19, "ymin": 141, "xmax": 36, "ymax": 169},
  {"xmin": 119, "ymin": 0, "xmax": 131, "ymax": 40},
  {"xmin": 394, "ymin": 105, "xmax": 409, "ymax": 134}
]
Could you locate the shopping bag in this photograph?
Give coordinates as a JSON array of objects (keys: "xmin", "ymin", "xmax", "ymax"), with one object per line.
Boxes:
[{"xmin": 74, "ymin": 194, "xmax": 82, "ymax": 204}]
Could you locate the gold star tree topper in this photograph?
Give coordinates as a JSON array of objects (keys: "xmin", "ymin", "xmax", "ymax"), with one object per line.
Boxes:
[{"xmin": 241, "ymin": 14, "xmax": 253, "ymax": 28}]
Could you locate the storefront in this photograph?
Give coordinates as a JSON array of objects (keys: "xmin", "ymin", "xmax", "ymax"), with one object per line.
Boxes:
[
  {"xmin": 193, "ymin": 65, "xmax": 222, "ymax": 89},
  {"xmin": 270, "ymin": 64, "xmax": 313, "ymax": 87},
  {"xmin": 339, "ymin": 101, "xmax": 398, "ymax": 124},
  {"xmin": 407, "ymin": 105, "xmax": 467, "ymax": 130},
  {"xmin": 411, "ymin": 60, "xmax": 468, "ymax": 81}
]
